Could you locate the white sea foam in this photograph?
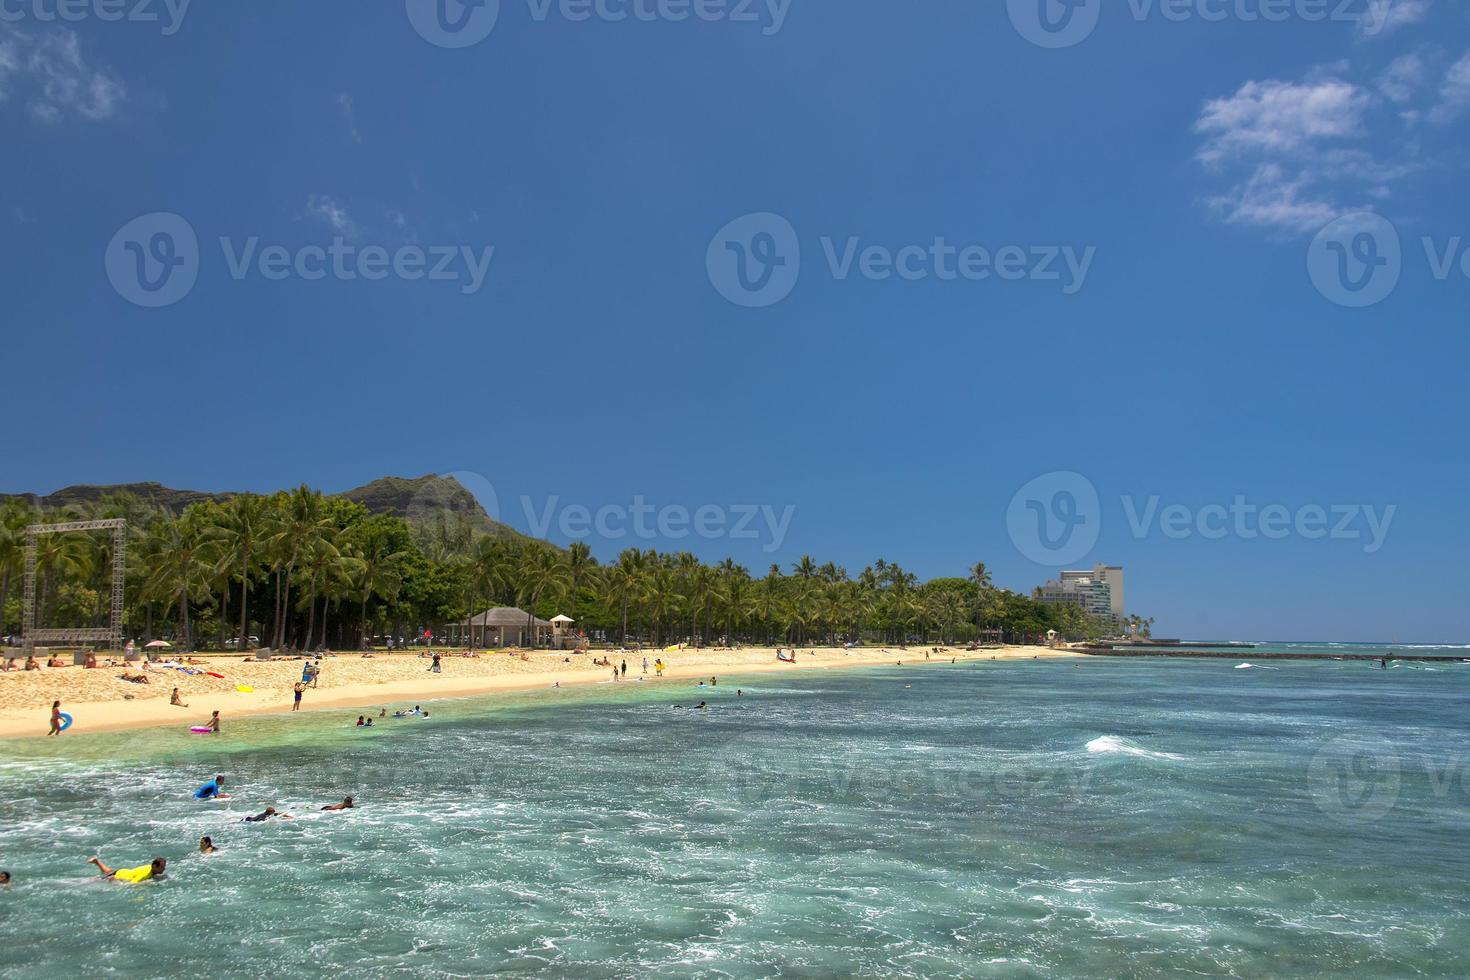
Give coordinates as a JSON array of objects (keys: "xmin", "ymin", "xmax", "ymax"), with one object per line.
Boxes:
[
  {"xmin": 1086, "ymin": 736, "xmax": 1186, "ymax": 761},
  {"xmin": 1235, "ymin": 663, "xmax": 1277, "ymax": 670}
]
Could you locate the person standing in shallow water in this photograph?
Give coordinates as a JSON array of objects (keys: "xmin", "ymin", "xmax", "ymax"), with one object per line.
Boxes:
[{"xmin": 293, "ymin": 681, "xmax": 305, "ymax": 711}]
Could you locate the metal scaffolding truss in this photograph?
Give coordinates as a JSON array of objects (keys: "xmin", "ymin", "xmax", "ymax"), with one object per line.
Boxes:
[{"xmin": 22, "ymin": 519, "xmax": 127, "ymax": 655}]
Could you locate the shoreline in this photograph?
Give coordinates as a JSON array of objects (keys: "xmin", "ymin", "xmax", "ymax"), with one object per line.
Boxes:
[{"xmin": 0, "ymin": 645, "xmax": 1067, "ymax": 740}]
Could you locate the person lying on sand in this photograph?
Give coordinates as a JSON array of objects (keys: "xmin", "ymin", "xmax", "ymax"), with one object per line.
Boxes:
[
  {"xmin": 321, "ymin": 796, "xmax": 354, "ymax": 811},
  {"xmin": 25, "ymin": 657, "xmax": 40, "ymax": 671},
  {"xmin": 89, "ymin": 856, "xmax": 166, "ymax": 883},
  {"xmin": 120, "ymin": 672, "xmax": 149, "ymax": 684},
  {"xmin": 47, "ymin": 657, "xmax": 66, "ymax": 668}
]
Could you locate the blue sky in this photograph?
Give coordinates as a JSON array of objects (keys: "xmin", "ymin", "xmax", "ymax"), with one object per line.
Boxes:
[{"xmin": 3, "ymin": 0, "xmax": 1469, "ymax": 641}]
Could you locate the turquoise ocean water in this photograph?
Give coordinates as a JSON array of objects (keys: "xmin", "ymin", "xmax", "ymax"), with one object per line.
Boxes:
[{"xmin": 3, "ymin": 648, "xmax": 1469, "ymax": 977}]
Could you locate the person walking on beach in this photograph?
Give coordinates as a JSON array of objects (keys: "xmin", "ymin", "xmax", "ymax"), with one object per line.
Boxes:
[
  {"xmin": 311, "ymin": 659, "xmax": 322, "ymax": 688},
  {"xmin": 293, "ymin": 681, "xmax": 305, "ymax": 711},
  {"xmin": 642, "ymin": 657, "xmax": 649, "ymax": 674},
  {"xmin": 48, "ymin": 701, "xmax": 63, "ymax": 737},
  {"xmin": 612, "ymin": 667, "xmax": 620, "ymax": 682},
  {"xmin": 620, "ymin": 660, "xmax": 627, "ymax": 678}
]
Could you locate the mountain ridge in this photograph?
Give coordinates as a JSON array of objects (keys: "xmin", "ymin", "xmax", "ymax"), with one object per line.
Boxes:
[{"xmin": 0, "ymin": 475, "xmax": 525, "ymax": 540}]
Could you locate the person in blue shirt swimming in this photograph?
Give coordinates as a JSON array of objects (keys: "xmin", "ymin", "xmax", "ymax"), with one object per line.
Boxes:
[{"xmin": 194, "ymin": 775, "xmax": 228, "ymax": 800}]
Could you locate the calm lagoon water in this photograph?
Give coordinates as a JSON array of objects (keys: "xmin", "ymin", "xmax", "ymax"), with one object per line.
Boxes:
[{"xmin": 3, "ymin": 652, "xmax": 1469, "ymax": 977}]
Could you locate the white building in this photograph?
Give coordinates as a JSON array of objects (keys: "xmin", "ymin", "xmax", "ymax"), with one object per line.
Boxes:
[{"xmin": 1039, "ymin": 564, "xmax": 1125, "ymax": 621}]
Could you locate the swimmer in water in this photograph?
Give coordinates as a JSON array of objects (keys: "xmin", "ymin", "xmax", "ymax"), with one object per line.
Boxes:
[
  {"xmin": 242, "ymin": 807, "xmax": 291, "ymax": 823},
  {"xmin": 194, "ymin": 775, "xmax": 227, "ymax": 800},
  {"xmin": 199, "ymin": 836, "xmax": 217, "ymax": 854},
  {"xmin": 321, "ymin": 796, "xmax": 355, "ymax": 811},
  {"xmin": 88, "ymin": 856, "xmax": 166, "ymax": 883},
  {"xmin": 0, "ymin": 870, "xmax": 10, "ymax": 885}
]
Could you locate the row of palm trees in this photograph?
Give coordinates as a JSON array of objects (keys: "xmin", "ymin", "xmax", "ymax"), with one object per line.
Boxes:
[{"xmin": 1, "ymin": 490, "xmax": 1126, "ymax": 650}]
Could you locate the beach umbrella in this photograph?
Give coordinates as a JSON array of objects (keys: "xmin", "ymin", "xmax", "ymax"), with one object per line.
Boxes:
[{"xmin": 145, "ymin": 640, "xmax": 172, "ymax": 649}]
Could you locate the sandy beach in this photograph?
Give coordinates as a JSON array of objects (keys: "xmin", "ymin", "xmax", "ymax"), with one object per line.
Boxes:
[{"xmin": 0, "ymin": 645, "xmax": 1065, "ymax": 739}]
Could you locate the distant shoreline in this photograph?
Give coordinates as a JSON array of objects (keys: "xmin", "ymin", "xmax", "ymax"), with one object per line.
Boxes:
[{"xmin": 0, "ymin": 645, "xmax": 1071, "ymax": 740}]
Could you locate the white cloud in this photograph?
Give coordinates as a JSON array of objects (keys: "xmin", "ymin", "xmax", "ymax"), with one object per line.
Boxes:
[
  {"xmin": 1195, "ymin": 79, "xmax": 1370, "ymax": 164},
  {"xmin": 1428, "ymin": 52, "xmax": 1470, "ymax": 123},
  {"xmin": 1377, "ymin": 53, "xmax": 1426, "ymax": 103},
  {"xmin": 1207, "ymin": 164, "xmax": 1345, "ymax": 233},
  {"xmin": 302, "ymin": 195, "xmax": 358, "ymax": 239},
  {"xmin": 337, "ymin": 91, "xmax": 361, "ymax": 144},
  {"xmin": 1360, "ymin": 0, "xmax": 1433, "ymax": 39},
  {"xmin": 0, "ymin": 25, "xmax": 124, "ymax": 123}
]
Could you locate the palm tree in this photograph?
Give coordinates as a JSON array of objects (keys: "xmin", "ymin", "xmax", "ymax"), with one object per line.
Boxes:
[
  {"xmin": 714, "ymin": 561, "xmax": 752, "ymax": 644},
  {"xmin": 516, "ymin": 546, "xmax": 570, "ymax": 648},
  {"xmin": 352, "ymin": 523, "xmax": 408, "ymax": 647},
  {"xmin": 295, "ymin": 526, "xmax": 345, "ymax": 650},
  {"xmin": 565, "ymin": 541, "xmax": 595, "ymax": 623},
  {"xmin": 265, "ymin": 486, "xmax": 332, "ymax": 649},
  {"xmin": 210, "ymin": 494, "xmax": 268, "ymax": 649},
  {"xmin": 641, "ymin": 565, "xmax": 681, "ymax": 646},
  {"xmin": 144, "ymin": 513, "xmax": 217, "ymax": 650},
  {"xmin": 606, "ymin": 549, "xmax": 648, "ymax": 643},
  {"xmin": 0, "ymin": 500, "xmax": 36, "ymax": 638}
]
